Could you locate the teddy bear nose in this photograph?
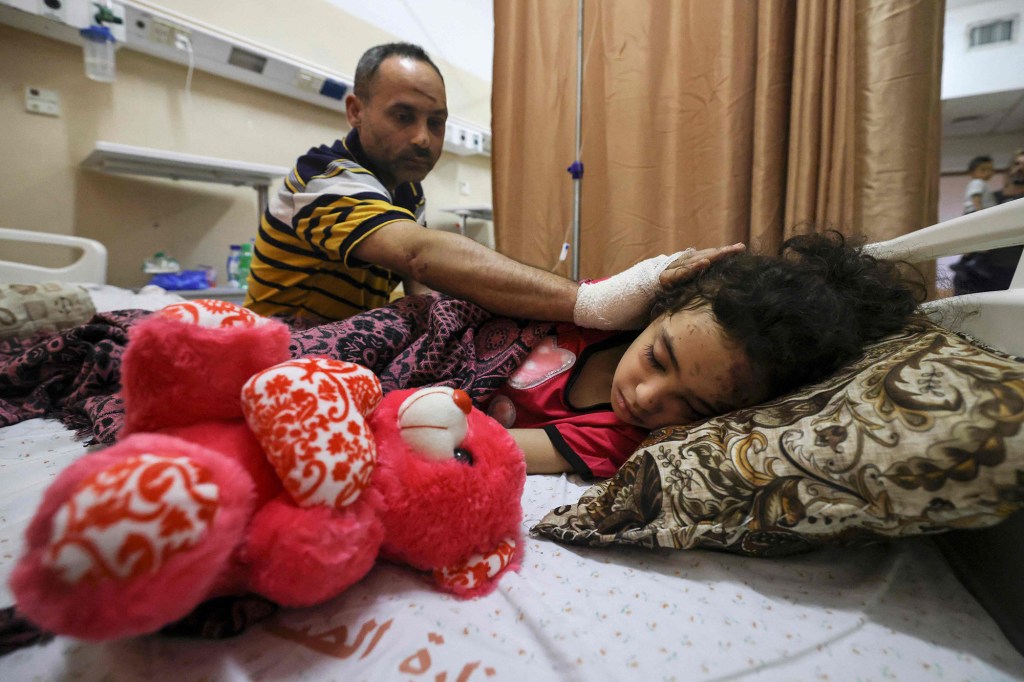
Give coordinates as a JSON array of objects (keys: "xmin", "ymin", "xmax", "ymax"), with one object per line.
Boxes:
[
  {"xmin": 397, "ymin": 387, "xmax": 470, "ymax": 461},
  {"xmin": 451, "ymin": 389, "xmax": 472, "ymax": 415}
]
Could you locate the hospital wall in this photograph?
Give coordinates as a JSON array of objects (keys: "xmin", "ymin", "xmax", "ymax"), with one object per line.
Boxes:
[{"xmin": 0, "ymin": 4, "xmax": 493, "ymax": 288}]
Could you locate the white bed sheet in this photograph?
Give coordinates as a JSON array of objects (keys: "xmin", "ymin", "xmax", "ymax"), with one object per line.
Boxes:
[
  {"xmin": 81, "ymin": 283, "xmax": 185, "ymax": 313},
  {"xmin": 2, "ymin": 417, "xmax": 1022, "ymax": 681}
]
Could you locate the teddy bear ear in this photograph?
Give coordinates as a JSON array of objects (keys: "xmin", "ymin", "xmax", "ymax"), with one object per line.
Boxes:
[
  {"xmin": 157, "ymin": 300, "xmax": 271, "ymax": 328},
  {"xmin": 432, "ymin": 537, "xmax": 520, "ymax": 597},
  {"xmin": 120, "ymin": 303, "xmax": 291, "ymax": 435},
  {"xmin": 242, "ymin": 358, "xmax": 383, "ymax": 510}
]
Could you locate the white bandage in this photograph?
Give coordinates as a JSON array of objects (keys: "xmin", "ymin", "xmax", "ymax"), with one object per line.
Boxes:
[{"xmin": 573, "ymin": 251, "xmax": 685, "ymax": 330}]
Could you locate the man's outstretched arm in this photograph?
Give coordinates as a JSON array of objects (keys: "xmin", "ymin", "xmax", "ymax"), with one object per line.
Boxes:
[
  {"xmin": 356, "ymin": 221, "xmax": 742, "ymax": 328},
  {"xmin": 355, "ymin": 221, "xmax": 578, "ymax": 321}
]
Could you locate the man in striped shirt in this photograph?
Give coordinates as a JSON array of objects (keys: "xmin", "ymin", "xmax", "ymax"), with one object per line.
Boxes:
[{"xmin": 246, "ymin": 43, "xmax": 720, "ymax": 329}]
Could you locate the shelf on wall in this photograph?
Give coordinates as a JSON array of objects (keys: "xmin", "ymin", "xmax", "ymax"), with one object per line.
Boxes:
[
  {"xmin": 81, "ymin": 141, "xmax": 288, "ymax": 215},
  {"xmin": 82, "ymin": 141, "xmax": 288, "ymax": 187},
  {"xmin": 441, "ymin": 204, "xmax": 493, "ymax": 235}
]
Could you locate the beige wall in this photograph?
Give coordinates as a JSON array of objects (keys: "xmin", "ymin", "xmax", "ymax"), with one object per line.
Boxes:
[{"xmin": 0, "ymin": 4, "xmax": 493, "ymax": 288}]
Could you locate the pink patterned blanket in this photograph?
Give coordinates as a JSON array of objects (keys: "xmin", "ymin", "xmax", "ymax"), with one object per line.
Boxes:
[{"xmin": 0, "ymin": 293, "xmax": 552, "ymax": 445}]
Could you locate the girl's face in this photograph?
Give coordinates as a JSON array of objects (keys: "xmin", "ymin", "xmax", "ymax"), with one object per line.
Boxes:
[{"xmin": 610, "ymin": 308, "xmax": 765, "ymax": 430}]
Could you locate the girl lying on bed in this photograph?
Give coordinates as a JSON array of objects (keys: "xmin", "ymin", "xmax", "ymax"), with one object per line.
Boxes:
[
  {"xmin": 0, "ymin": 232, "xmax": 925, "ymax": 481},
  {"xmin": 500, "ymin": 232, "xmax": 926, "ymax": 478}
]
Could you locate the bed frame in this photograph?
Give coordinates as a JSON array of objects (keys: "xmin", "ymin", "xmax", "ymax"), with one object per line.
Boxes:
[
  {"xmin": 0, "ymin": 227, "xmax": 108, "ymax": 284},
  {"xmin": 864, "ymin": 199, "xmax": 1024, "ymax": 355}
]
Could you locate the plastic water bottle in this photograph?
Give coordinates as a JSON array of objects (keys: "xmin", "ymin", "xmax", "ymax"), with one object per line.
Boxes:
[
  {"xmin": 226, "ymin": 244, "xmax": 241, "ymax": 288},
  {"xmin": 237, "ymin": 241, "xmax": 254, "ymax": 289}
]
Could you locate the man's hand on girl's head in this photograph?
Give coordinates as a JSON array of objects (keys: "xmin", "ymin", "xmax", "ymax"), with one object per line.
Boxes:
[
  {"xmin": 659, "ymin": 243, "xmax": 745, "ymax": 288},
  {"xmin": 572, "ymin": 243, "xmax": 746, "ymax": 330}
]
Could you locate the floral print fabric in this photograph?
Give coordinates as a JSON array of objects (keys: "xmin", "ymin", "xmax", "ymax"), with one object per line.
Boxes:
[
  {"xmin": 0, "ymin": 294, "xmax": 552, "ymax": 446},
  {"xmin": 534, "ymin": 321, "xmax": 1024, "ymax": 556}
]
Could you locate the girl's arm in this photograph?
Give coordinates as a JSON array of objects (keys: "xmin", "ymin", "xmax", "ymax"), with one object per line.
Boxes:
[{"xmin": 508, "ymin": 429, "xmax": 573, "ymax": 474}]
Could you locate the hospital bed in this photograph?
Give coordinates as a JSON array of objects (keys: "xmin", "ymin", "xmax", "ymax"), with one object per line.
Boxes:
[{"xmin": 1, "ymin": 204, "xmax": 1023, "ymax": 681}]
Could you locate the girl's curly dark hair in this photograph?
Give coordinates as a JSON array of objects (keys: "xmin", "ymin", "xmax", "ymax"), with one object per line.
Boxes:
[{"xmin": 650, "ymin": 232, "xmax": 927, "ymax": 398}]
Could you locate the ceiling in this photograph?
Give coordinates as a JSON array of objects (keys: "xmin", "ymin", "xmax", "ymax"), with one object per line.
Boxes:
[{"xmin": 943, "ymin": 88, "xmax": 1024, "ymax": 136}]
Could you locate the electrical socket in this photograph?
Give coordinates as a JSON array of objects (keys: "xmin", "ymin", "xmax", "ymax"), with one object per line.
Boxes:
[{"xmin": 25, "ymin": 86, "xmax": 61, "ymax": 117}]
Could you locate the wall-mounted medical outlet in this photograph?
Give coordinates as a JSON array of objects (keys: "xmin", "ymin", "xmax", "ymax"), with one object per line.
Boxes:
[
  {"xmin": 25, "ymin": 85, "xmax": 60, "ymax": 116},
  {"xmin": 295, "ymin": 70, "xmax": 325, "ymax": 94},
  {"xmin": 35, "ymin": 0, "xmax": 65, "ymax": 23},
  {"xmin": 443, "ymin": 122, "xmax": 490, "ymax": 156},
  {"xmin": 149, "ymin": 17, "xmax": 189, "ymax": 48},
  {"xmin": 90, "ymin": 0, "xmax": 125, "ymax": 43}
]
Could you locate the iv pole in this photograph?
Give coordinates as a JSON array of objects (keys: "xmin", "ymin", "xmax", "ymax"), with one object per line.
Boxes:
[{"xmin": 568, "ymin": 0, "xmax": 584, "ymax": 281}]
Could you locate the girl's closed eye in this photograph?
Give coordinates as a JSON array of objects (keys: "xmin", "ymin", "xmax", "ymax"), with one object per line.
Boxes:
[{"xmin": 643, "ymin": 343, "xmax": 662, "ymax": 370}]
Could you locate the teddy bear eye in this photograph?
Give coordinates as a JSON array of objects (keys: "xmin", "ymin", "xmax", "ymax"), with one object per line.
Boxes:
[{"xmin": 453, "ymin": 448, "xmax": 474, "ymax": 466}]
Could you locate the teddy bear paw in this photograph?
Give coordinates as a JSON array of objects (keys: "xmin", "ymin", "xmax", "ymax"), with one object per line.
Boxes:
[
  {"xmin": 43, "ymin": 452, "xmax": 221, "ymax": 585},
  {"xmin": 242, "ymin": 358, "xmax": 383, "ymax": 510},
  {"xmin": 433, "ymin": 538, "xmax": 519, "ymax": 596}
]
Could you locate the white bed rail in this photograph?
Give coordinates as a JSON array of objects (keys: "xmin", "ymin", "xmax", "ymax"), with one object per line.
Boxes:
[
  {"xmin": 864, "ymin": 200, "xmax": 1024, "ymax": 289},
  {"xmin": 0, "ymin": 227, "xmax": 108, "ymax": 285},
  {"xmin": 864, "ymin": 201, "xmax": 1024, "ymax": 356}
]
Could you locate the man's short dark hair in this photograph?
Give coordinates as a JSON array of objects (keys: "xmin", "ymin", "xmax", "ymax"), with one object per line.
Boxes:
[
  {"xmin": 353, "ymin": 43, "xmax": 444, "ymax": 100},
  {"xmin": 967, "ymin": 155, "xmax": 993, "ymax": 173}
]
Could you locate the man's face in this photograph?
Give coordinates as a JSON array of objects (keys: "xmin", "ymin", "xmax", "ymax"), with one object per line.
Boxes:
[
  {"xmin": 1012, "ymin": 154, "xmax": 1024, "ymax": 184},
  {"xmin": 346, "ymin": 56, "xmax": 447, "ymax": 190}
]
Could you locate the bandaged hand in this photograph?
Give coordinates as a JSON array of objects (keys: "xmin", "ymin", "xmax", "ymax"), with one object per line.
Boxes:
[{"xmin": 572, "ymin": 243, "xmax": 745, "ymax": 330}]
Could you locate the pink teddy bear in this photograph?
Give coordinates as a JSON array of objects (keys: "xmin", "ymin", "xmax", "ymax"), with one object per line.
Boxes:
[{"xmin": 11, "ymin": 301, "xmax": 525, "ymax": 641}]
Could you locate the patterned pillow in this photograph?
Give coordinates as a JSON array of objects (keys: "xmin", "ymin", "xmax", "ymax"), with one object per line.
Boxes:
[
  {"xmin": 0, "ymin": 282, "xmax": 96, "ymax": 340},
  {"xmin": 533, "ymin": 320, "xmax": 1024, "ymax": 557}
]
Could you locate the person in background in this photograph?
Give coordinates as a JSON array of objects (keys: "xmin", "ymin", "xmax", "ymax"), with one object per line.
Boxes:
[
  {"xmin": 499, "ymin": 232, "xmax": 925, "ymax": 477},
  {"xmin": 963, "ymin": 155, "xmax": 997, "ymax": 214},
  {"xmin": 995, "ymin": 148, "xmax": 1024, "ymax": 204},
  {"xmin": 952, "ymin": 150, "xmax": 1023, "ymax": 294},
  {"xmin": 245, "ymin": 42, "xmax": 738, "ymax": 328}
]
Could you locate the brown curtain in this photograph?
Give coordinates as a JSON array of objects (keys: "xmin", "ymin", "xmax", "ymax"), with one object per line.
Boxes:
[{"xmin": 492, "ymin": 0, "xmax": 944, "ymax": 279}]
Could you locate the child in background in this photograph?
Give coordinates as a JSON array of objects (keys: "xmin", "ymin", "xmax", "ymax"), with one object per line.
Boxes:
[
  {"xmin": 963, "ymin": 155, "xmax": 997, "ymax": 214},
  {"xmin": 952, "ymin": 151, "xmax": 1024, "ymax": 294},
  {"xmin": 493, "ymin": 232, "xmax": 926, "ymax": 478}
]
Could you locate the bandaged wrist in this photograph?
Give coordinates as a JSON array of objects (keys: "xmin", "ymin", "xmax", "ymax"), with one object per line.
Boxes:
[{"xmin": 573, "ymin": 252, "xmax": 683, "ymax": 330}]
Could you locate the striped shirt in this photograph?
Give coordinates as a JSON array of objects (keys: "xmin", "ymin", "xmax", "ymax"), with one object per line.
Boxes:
[{"xmin": 245, "ymin": 130, "xmax": 426, "ymax": 320}]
